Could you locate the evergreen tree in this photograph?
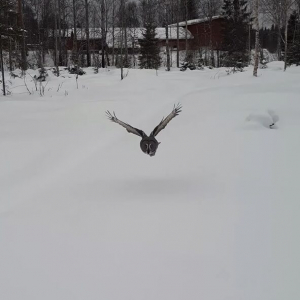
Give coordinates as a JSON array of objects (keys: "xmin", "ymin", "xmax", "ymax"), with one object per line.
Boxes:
[
  {"xmin": 1, "ymin": 0, "xmax": 21, "ymax": 94},
  {"xmin": 125, "ymin": 2, "xmax": 140, "ymax": 28},
  {"xmin": 0, "ymin": 1, "xmax": 23, "ymax": 71},
  {"xmin": 269, "ymin": 25, "xmax": 279, "ymax": 53},
  {"xmin": 23, "ymin": 4, "xmax": 39, "ymax": 46},
  {"xmin": 0, "ymin": 0, "xmax": 20, "ymax": 39},
  {"xmin": 259, "ymin": 27, "xmax": 277, "ymax": 53},
  {"xmin": 138, "ymin": 22, "xmax": 161, "ymax": 69},
  {"xmin": 180, "ymin": 0, "xmax": 199, "ymax": 21},
  {"xmin": 287, "ymin": 11, "xmax": 300, "ymax": 66},
  {"xmin": 221, "ymin": 0, "xmax": 251, "ymax": 69}
]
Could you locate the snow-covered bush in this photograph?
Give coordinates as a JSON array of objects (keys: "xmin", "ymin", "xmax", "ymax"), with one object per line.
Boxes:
[
  {"xmin": 197, "ymin": 58, "xmax": 205, "ymax": 70},
  {"xmin": 67, "ymin": 65, "xmax": 86, "ymax": 75},
  {"xmin": 34, "ymin": 67, "xmax": 48, "ymax": 82},
  {"xmin": 180, "ymin": 61, "xmax": 196, "ymax": 71}
]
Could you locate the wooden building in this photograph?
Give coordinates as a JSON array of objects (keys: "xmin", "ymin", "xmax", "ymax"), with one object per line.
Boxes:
[
  {"xmin": 50, "ymin": 27, "xmax": 194, "ymax": 53},
  {"xmin": 169, "ymin": 16, "xmax": 225, "ymax": 51}
]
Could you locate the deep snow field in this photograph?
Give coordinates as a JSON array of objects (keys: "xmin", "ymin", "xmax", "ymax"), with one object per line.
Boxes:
[{"xmin": 1, "ymin": 62, "xmax": 300, "ymax": 300}]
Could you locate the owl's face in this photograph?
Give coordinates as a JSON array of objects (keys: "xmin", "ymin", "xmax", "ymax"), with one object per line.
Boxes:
[{"xmin": 140, "ymin": 138, "xmax": 159, "ymax": 157}]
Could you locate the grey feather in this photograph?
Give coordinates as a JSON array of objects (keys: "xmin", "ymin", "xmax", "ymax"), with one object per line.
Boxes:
[
  {"xmin": 106, "ymin": 110, "xmax": 146, "ymax": 138},
  {"xmin": 150, "ymin": 103, "xmax": 182, "ymax": 137}
]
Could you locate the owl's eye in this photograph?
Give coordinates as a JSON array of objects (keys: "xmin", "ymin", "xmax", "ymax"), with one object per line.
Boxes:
[{"xmin": 141, "ymin": 143, "xmax": 148, "ymax": 152}]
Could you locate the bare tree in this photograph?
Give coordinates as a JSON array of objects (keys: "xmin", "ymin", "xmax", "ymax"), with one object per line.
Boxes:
[
  {"xmin": 160, "ymin": 0, "xmax": 171, "ymax": 70},
  {"xmin": 120, "ymin": 0, "xmax": 125, "ymax": 79},
  {"xmin": 262, "ymin": 0, "xmax": 295, "ymax": 63},
  {"xmin": 253, "ymin": 0, "xmax": 260, "ymax": 76},
  {"xmin": 25, "ymin": 0, "xmax": 42, "ymax": 67},
  {"xmin": 85, "ymin": 0, "xmax": 91, "ymax": 67},
  {"xmin": 61, "ymin": 0, "xmax": 70, "ymax": 66},
  {"xmin": 1, "ymin": 0, "xmax": 21, "ymax": 94},
  {"xmin": 57, "ymin": 0, "xmax": 63, "ymax": 65},
  {"xmin": 185, "ymin": 0, "xmax": 188, "ymax": 57},
  {"xmin": 100, "ymin": 0, "xmax": 107, "ymax": 68},
  {"xmin": 176, "ymin": 0, "xmax": 180, "ymax": 67},
  {"xmin": 0, "ymin": 34, "xmax": 6, "ymax": 95},
  {"xmin": 54, "ymin": 0, "xmax": 60, "ymax": 75},
  {"xmin": 72, "ymin": 0, "xmax": 78, "ymax": 64},
  {"xmin": 111, "ymin": 0, "xmax": 117, "ymax": 66},
  {"xmin": 261, "ymin": 0, "xmax": 283, "ymax": 59},
  {"xmin": 165, "ymin": 21, "xmax": 170, "ymax": 71},
  {"xmin": 18, "ymin": 0, "xmax": 27, "ymax": 72}
]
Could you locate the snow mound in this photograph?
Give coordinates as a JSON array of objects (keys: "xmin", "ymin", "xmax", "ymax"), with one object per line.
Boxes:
[
  {"xmin": 267, "ymin": 61, "xmax": 284, "ymax": 71},
  {"xmin": 246, "ymin": 110, "xmax": 279, "ymax": 129}
]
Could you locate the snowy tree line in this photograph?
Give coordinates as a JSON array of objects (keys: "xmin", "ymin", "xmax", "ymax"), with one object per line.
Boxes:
[
  {"xmin": 1, "ymin": 0, "xmax": 300, "ymax": 79},
  {"xmin": 0, "ymin": 0, "xmax": 199, "ymax": 71}
]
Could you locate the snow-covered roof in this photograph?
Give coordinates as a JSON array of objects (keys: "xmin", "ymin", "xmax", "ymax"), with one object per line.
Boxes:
[
  {"xmin": 51, "ymin": 27, "xmax": 193, "ymax": 47},
  {"xmin": 169, "ymin": 15, "xmax": 223, "ymax": 27}
]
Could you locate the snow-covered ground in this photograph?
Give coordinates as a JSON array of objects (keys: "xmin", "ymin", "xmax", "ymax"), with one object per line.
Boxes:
[{"xmin": 1, "ymin": 63, "xmax": 300, "ymax": 300}]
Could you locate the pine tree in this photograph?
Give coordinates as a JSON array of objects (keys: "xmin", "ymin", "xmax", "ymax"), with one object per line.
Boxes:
[
  {"xmin": 221, "ymin": 0, "xmax": 251, "ymax": 70},
  {"xmin": 138, "ymin": 22, "xmax": 161, "ymax": 69},
  {"xmin": 0, "ymin": 0, "xmax": 21, "ymax": 40},
  {"xmin": 1, "ymin": 0, "xmax": 23, "ymax": 94},
  {"xmin": 287, "ymin": 11, "xmax": 300, "ymax": 66},
  {"xmin": 180, "ymin": 0, "xmax": 199, "ymax": 20}
]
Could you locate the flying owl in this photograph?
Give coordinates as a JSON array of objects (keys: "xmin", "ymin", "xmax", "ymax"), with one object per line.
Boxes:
[{"xmin": 106, "ymin": 103, "xmax": 182, "ymax": 157}]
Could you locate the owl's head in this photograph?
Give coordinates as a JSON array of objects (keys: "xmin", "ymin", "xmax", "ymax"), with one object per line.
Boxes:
[{"xmin": 140, "ymin": 138, "xmax": 160, "ymax": 157}]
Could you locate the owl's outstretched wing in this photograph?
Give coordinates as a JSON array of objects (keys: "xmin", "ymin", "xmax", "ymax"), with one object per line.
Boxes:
[
  {"xmin": 150, "ymin": 103, "xmax": 182, "ymax": 137},
  {"xmin": 106, "ymin": 111, "xmax": 146, "ymax": 138}
]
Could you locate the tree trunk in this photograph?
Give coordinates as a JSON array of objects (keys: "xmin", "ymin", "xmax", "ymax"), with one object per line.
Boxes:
[
  {"xmin": 41, "ymin": 2, "xmax": 46, "ymax": 65},
  {"xmin": 35, "ymin": 2, "xmax": 43, "ymax": 68},
  {"xmin": 54, "ymin": 0, "xmax": 59, "ymax": 76},
  {"xmin": 253, "ymin": 0, "xmax": 259, "ymax": 77},
  {"xmin": 18, "ymin": 0, "xmax": 27, "ymax": 72},
  {"xmin": 284, "ymin": 14, "xmax": 288, "ymax": 71},
  {"xmin": 58, "ymin": 0, "xmax": 63, "ymax": 65},
  {"xmin": 62, "ymin": 0, "xmax": 67, "ymax": 66},
  {"xmin": 133, "ymin": 28, "xmax": 136, "ymax": 67},
  {"xmin": 101, "ymin": 0, "xmax": 106, "ymax": 68},
  {"xmin": 166, "ymin": 24, "xmax": 170, "ymax": 71},
  {"xmin": 209, "ymin": 18, "xmax": 214, "ymax": 67},
  {"xmin": 0, "ymin": 35, "xmax": 6, "ymax": 96},
  {"xmin": 112, "ymin": 0, "xmax": 115, "ymax": 66},
  {"xmin": 248, "ymin": 23, "xmax": 251, "ymax": 65},
  {"xmin": 124, "ymin": 27, "xmax": 128, "ymax": 67},
  {"xmin": 176, "ymin": 0, "xmax": 179, "ymax": 68},
  {"xmin": 93, "ymin": 10, "xmax": 96, "ymax": 67},
  {"xmin": 72, "ymin": 0, "xmax": 78, "ymax": 64},
  {"xmin": 185, "ymin": 0, "xmax": 188, "ymax": 58},
  {"xmin": 105, "ymin": 3, "xmax": 109, "ymax": 66},
  {"xmin": 165, "ymin": 2, "xmax": 170, "ymax": 71},
  {"xmin": 120, "ymin": 0, "xmax": 124, "ymax": 79},
  {"xmin": 85, "ymin": 0, "xmax": 91, "ymax": 67},
  {"xmin": 277, "ymin": 19, "xmax": 281, "ymax": 60},
  {"xmin": 9, "ymin": 37, "xmax": 13, "ymax": 71},
  {"xmin": 283, "ymin": 0, "xmax": 293, "ymax": 71}
]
